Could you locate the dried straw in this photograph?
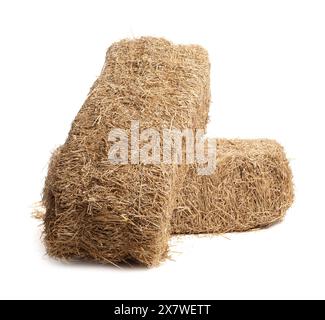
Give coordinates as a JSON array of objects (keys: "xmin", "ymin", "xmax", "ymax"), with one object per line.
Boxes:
[
  {"xmin": 43, "ymin": 37, "xmax": 210, "ymax": 266},
  {"xmin": 172, "ymin": 139, "xmax": 294, "ymax": 234}
]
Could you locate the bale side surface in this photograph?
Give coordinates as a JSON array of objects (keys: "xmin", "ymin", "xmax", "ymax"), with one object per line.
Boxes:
[
  {"xmin": 172, "ymin": 139, "xmax": 294, "ymax": 234},
  {"xmin": 43, "ymin": 37, "xmax": 210, "ymax": 266}
]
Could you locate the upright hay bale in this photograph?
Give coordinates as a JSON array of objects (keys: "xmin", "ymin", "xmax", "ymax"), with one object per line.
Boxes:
[
  {"xmin": 43, "ymin": 37, "xmax": 210, "ymax": 266},
  {"xmin": 172, "ymin": 139, "xmax": 294, "ymax": 234}
]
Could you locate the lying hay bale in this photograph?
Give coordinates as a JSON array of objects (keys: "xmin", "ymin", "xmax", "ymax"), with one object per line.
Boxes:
[
  {"xmin": 172, "ymin": 139, "xmax": 294, "ymax": 234},
  {"xmin": 43, "ymin": 37, "xmax": 210, "ymax": 266}
]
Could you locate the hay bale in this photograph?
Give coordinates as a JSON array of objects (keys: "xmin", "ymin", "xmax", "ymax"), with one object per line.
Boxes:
[
  {"xmin": 172, "ymin": 139, "xmax": 294, "ymax": 234},
  {"xmin": 43, "ymin": 37, "xmax": 210, "ymax": 266}
]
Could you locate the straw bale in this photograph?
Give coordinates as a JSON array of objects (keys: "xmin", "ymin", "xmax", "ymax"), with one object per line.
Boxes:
[
  {"xmin": 43, "ymin": 37, "xmax": 210, "ymax": 266},
  {"xmin": 172, "ymin": 139, "xmax": 294, "ymax": 234}
]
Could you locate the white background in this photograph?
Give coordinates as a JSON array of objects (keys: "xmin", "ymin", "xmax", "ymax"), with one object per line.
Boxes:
[{"xmin": 0, "ymin": 0, "xmax": 324, "ymax": 300}]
